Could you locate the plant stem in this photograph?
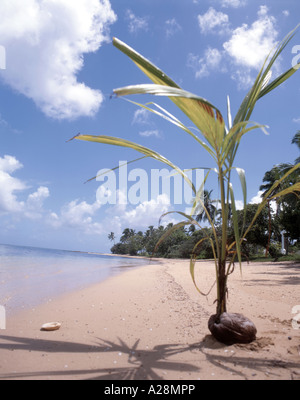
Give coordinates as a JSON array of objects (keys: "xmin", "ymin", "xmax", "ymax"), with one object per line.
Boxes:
[
  {"xmin": 216, "ymin": 166, "xmax": 228, "ymax": 318},
  {"xmin": 216, "ymin": 260, "xmax": 227, "ymax": 318}
]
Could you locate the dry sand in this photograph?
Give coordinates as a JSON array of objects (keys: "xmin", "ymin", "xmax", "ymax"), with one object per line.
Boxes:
[{"xmin": 0, "ymin": 259, "xmax": 299, "ymax": 380}]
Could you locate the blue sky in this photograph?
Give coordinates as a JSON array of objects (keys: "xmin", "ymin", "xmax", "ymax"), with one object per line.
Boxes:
[{"xmin": 0, "ymin": 0, "xmax": 299, "ymax": 252}]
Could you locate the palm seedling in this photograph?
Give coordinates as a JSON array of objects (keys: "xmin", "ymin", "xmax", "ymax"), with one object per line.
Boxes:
[{"xmin": 73, "ymin": 27, "xmax": 300, "ymax": 345}]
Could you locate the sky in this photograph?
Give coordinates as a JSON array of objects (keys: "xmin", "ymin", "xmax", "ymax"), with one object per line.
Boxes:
[{"xmin": 0, "ymin": 0, "xmax": 299, "ymax": 252}]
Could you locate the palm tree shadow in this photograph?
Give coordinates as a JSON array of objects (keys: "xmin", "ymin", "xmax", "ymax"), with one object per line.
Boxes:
[
  {"xmin": 0, "ymin": 335, "xmax": 200, "ymax": 380},
  {"xmin": 192, "ymin": 335, "xmax": 300, "ymax": 379}
]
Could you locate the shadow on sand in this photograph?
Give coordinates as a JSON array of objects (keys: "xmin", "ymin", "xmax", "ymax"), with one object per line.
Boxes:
[
  {"xmin": 245, "ymin": 262, "xmax": 300, "ymax": 287},
  {"xmin": 0, "ymin": 333, "xmax": 299, "ymax": 380},
  {"xmin": 0, "ymin": 334, "xmax": 198, "ymax": 380}
]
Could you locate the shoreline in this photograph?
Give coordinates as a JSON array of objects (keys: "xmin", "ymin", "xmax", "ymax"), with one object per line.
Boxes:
[
  {"xmin": 0, "ymin": 246, "xmax": 157, "ymax": 317},
  {"xmin": 0, "ymin": 259, "xmax": 299, "ymax": 380}
]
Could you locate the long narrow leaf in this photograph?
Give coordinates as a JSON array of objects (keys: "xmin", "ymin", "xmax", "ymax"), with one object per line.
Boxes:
[
  {"xmin": 74, "ymin": 134, "xmax": 196, "ymax": 194},
  {"xmin": 113, "ymin": 37, "xmax": 180, "ymax": 88},
  {"xmin": 190, "ymin": 237, "xmax": 217, "ymax": 297},
  {"xmin": 229, "ymin": 183, "xmax": 242, "ymax": 272},
  {"xmin": 114, "ymin": 84, "xmax": 225, "ymax": 151},
  {"xmin": 122, "ymin": 97, "xmax": 217, "ymax": 160},
  {"xmin": 234, "ymin": 167, "xmax": 247, "ymax": 235},
  {"xmin": 84, "ymin": 156, "xmax": 148, "ymax": 184},
  {"xmin": 227, "ymin": 95, "xmax": 232, "ymax": 130},
  {"xmin": 221, "ymin": 121, "xmax": 268, "ymax": 166},
  {"xmin": 231, "ymin": 167, "xmax": 247, "ymax": 210},
  {"xmin": 113, "ymin": 38, "xmax": 225, "ymax": 153},
  {"xmin": 258, "ymin": 65, "xmax": 300, "ymax": 99},
  {"xmin": 234, "ymin": 25, "xmax": 300, "ymax": 125},
  {"xmin": 159, "ymin": 210, "xmax": 201, "ymax": 229}
]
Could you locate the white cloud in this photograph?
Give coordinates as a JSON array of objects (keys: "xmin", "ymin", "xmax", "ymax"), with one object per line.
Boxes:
[
  {"xmin": 139, "ymin": 130, "xmax": 160, "ymax": 138},
  {"xmin": 25, "ymin": 186, "xmax": 50, "ymax": 219},
  {"xmin": 188, "ymin": 47, "xmax": 224, "ymax": 78},
  {"xmin": 257, "ymin": 5, "xmax": 268, "ymax": 17},
  {"xmin": 132, "ymin": 108, "xmax": 161, "ymax": 138},
  {"xmin": 230, "ymin": 69, "xmax": 255, "ymax": 90},
  {"xmin": 123, "ymin": 194, "xmax": 170, "ymax": 226},
  {"xmin": 0, "ymin": 155, "xmax": 23, "ymax": 174},
  {"xmin": 250, "ymin": 190, "xmax": 278, "ymax": 213},
  {"xmin": 282, "ymin": 10, "xmax": 290, "ymax": 17},
  {"xmin": 235, "ymin": 200, "xmax": 245, "ymax": 211},
  {"xmin": 27, "ymin": 186, "xmax": 49, "ymax": 208},
  {"xmin": 107, "ymin": 194, "xmax": 173, "ymax": 234},
  {"xmin": 293, "ymin": 117, "xmax": 300, "ymax": 124},
  {"xmin": 198, "ymin": 7, "xmax": 230, "ymax": 34},
  {"xmin": 191, "ymin": 5, "xmax": 278, "ymax": 88},
  {"xmin": 0, "ymin": 155, "xmax": 49, "ymax": 217},
  {"xmin": 0, "ymin": 0, "xmax": 117, "ymax": 120},
  {"xmin": 221, "ymin": 0, "xmax": 246, "ymax": 8},
  {"xmin": 49, "ymin": 198, "xmax": 103, "ymax": 234},
  {"xmin": 190, "ymin": 6, "xmax": 280, "ymax": 88},
  {"xmin": 223, "ymin": 6, "xmax": 278, "ymax": 70},
  {"xmin": 132, "ymin": 108, "xmax": 151, "ymax": 125},
  {"xmin": 0, "ymin": 155, "xmax": 26, "ymax": 214},
  {"xmin": 250, "ymin": 190, "xmax": 263, "ymax": 204},
  {"xmin": 126, "ymin": 9, "xmax": 148, "ymax": 33},
  {"xmin": 165, "ymin": 18, "xmax": 182, "ymax": 38},
  {"xmin": 0, "ymin": 114, "xmax": 9, "ymax": 128},
  {"xmin": 0, "ymin": 113, "xmax": 22, "ymax": 134}
]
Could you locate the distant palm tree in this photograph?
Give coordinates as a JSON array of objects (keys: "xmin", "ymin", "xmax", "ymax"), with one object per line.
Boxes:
[
  {"xmin": 144, "ymin": 226, "xmax": 155, "ymax": 239},
  {"xmin": 120, "ymin": 228, "xmax": 135, "ymax": 243},
  {"xmin": 108, "ymin": 232, "xmax": 115, "ymax": 245},
  {"xmin": 261, "ymin": 132, "xmax": 300, "ymax": 203},
  {"xmin": 292, "ymin": 131, "xmax": 300, "ymax": 164},
  {"xmin": 260, "ymin": 164, "xmax": 293, "ymax": 202},
  {"xmin": 195, "ymin": 190, "xmax": 218, "ymax": 223}
]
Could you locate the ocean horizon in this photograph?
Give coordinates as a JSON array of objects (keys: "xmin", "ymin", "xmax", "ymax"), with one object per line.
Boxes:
[{"xmin": 0, "ymin": 243, "xmax": 150, "ymax": 315}]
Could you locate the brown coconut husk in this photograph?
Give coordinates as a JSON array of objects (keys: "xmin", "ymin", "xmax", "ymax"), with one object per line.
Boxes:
[{"xmin": 208, "ymin": 313, "xmax": 257, "ymax": 345}]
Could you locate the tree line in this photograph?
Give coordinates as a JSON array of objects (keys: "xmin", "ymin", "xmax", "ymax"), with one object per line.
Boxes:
[{"xmin": 108, "ymin": 132, "xmax": 300, "ymax": 260}]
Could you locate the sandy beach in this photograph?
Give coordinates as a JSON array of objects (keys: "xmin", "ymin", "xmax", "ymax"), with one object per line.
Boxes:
[{"xmin": 0, "ymin": 259, "xmax": 299, "ymax": 381}]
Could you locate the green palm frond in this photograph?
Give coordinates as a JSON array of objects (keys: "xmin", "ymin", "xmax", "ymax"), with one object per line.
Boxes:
[
  {"xmin": 113, "ymin": 38, "xmax": 225, "ymax": 154},
  {"xmin": 74, "ymin": 134, "xmax": 196, "ymax": 194},
  {"xmin": 114, "ymin": 83, "xmax": 225, "ymax": 152}
]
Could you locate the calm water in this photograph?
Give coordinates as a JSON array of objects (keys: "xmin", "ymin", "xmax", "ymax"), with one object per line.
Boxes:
[{"xmin": 0, "ymin": 244, "xmax": 150, "ymax": 314}]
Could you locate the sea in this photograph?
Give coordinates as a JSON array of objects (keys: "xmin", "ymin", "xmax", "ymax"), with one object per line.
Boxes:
[{"xmin": 0, "ymin": 244, "xmax": 150, "ymax": 315}]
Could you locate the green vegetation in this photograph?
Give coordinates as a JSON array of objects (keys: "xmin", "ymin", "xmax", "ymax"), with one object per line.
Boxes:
[
  {"xmin": 110, "ymin": 203, "xmax": 300, "ymax": 262},
  {"xmin": 111, "ymin": 130, "xmax": 300, "ymax": 262}
]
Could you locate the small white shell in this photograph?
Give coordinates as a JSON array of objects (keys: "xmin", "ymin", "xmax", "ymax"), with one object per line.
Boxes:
[{"xmin": 41, "ymin": 322, "xmax": 61, "ymax": 331}]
